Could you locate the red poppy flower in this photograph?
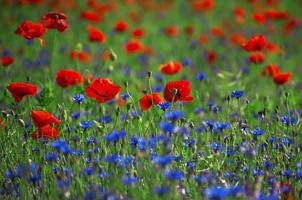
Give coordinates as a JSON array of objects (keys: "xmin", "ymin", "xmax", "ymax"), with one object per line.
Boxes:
[
  {"xmin": 249, "ymin": 52, "xmax": 266, "ymax": 64},
  {"xmin": 41, "ymin": 12, "xmax": 68, "ymax": 32},
  {"xmin": 31, "ymin": 110, "xmax": 60, "ymax": 128},
  {"xmin": 123, "ymin": 39, "xmax": 144, "ymax": 54},
  {"xmin": 198, "ymin": 34, "xmax": 208, "ymax": 45},
  {"xmin": 86, "ymin": 25, "xmax": 105, "ymax": 43},
  {"xmin": 273, "ymin": 72, "xmax": 291, "ymax": 85},
  {"xmin": 80, "ymin": 10, "xmax": 101, "ymax": 23},
  {"xmin": 15, "ymin": 21, "xmax": 47, "ymax": 45},
  {"xmin": 32, "ymin": 124, "xmax": 59, "ymax": 139},
  {"xmin": 55, "ymin": 69, "xmax": 83, "ymax": 88},
  {"xmin": 114, "ymin": 20, "xmax": 128, "ymax": 32},
  {"xmin": 163, "ymin": 80, "xmax": 193, "ymax": 103},
  {"xmin": 139, "ymin": 93, "xmax": 163, "ymax": 111},
  {"xmin": 252, "ymin": 13, "xmax": 266, "ymax": 24},
  {"xmin": 283, "ymin": 18, "xmax": 299, "ymax": 35},
  {"xmin": 233, "ymin": 6, "xmax": 245, "ymax": 17},
  {"xmin": 260, "ymin": 64, "xmax": 280, "ymax": 77},
  {"xmin": 69, "ymin": 50, "xmax": 91, "ymax": 62},
  {"xmin": 184, "ymin": 25, "xmax": 194, "ymax": 36},
  {"xmin": 264, "ymin": 42, "xmax": 281, "ymax": 54},
  {"xmin": 85, "ymin": 78, "xmax": 121, "ymax": 103},
  {"xmin": 206, "ymin": 50, "xmax": 216, "ymax": 64},
  {"xmin": 242, "ymin": 35, "xmax": 266, "ymax": 52},
  {"xmin": 7, "ymin": 82, "xmax": 38, "ymax": 103},
  {"xmin": 131, "ymin": 28, "xmax": 144, "ymax": 38},
  {"xmin": 1, "ymin": 56, "xmax": 14, "ymax": 67},
  {"xmin": 210, "ymin": 26, "xmax": 224, "ymax": 37},
  {"xmin": 191, "ymin": 0, "xmax": 214, "ymax": 12},
  {"xmin": 164, "ymin": 25, "xmax": 178, "ymax": 37},
  {"xmin": 265, "ymin": 9, "xmax": 288, "ymax": 20},
  {"xmin": 159, "ymin": 61, "xmax": 182, "ymax": 75},
  {"xmin": 229, "ymin": 33, "xmax": 246, "ymax": 45}
]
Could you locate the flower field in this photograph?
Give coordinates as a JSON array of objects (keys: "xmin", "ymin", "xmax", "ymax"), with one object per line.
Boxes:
[{"xmin": 0, "ymin": 0, "xmax": 302, "ymax": 199}]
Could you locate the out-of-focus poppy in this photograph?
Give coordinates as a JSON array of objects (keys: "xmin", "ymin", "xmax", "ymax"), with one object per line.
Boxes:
[
  {"xmin": 191, "ymin": 0, "xmax": 214, "ymax": 12},
  {"xmin": 80, "ymin": 10, "xmax": 101, "ymax": 23},
  {"xmin": 41, "ymin": 12, "xmax": 68, "ymax": 32},
  {"xmin": 131, "ymin": 28, "xmax": 144, "ymax": 38},
  {"xmin": 273, "ymin": 72, "xmax": 291, "ymax": 85},
  {"xmin": 32, "ymin": 124, "xmax": 59, "ymax": 139},
  {"xmin": 7, "ymin": 82, "xmax": 38, "ymax": 103},
  {"xmin": 85, "ymin": 78, "xmax": 121, "ymax": 103},
  {"xmin": 86, "ymin": 25, "xmax": 105, "ymax": 43},
  {"xmin": 210, "ymin": 26, "xmax": 224, "ymax": 37},
  {"xmin": 114, "ymin": 20, "xmax": 128, "ymax": 32},
  {"xmin": 242, "ymin": 35, "xmax": 266, "ymax": 52},
  {"xmin": 249, "ymin": 52, "xmax": 266, "ymax": 64},
  {"xmin": 1, "ymin": 56, "xmax": 14, "ymax": 67},
  {"xmin": 124, "ymin": 39, "xmax": 144, "ymax": 54},
  {"xmin": 198, "ymin": 34, "xmax": 208, "ymax": 45},
  {"xmin": 283, "ymin": 18, "xmax": 299, "ymax": 35},
  {"xmin": 31, "ymin": 110, "xmax": 60, "ymax": 128},
  {"xmin": 265, "ymin": 9, "xmax": 288, "ymax": 20},
  {"xmin": 264, "ymin": 42, "xmax": 281, "ymax": 54},
  {"xmin": 164, "ymin": 25, "xmax": 178, "ymax": 37},
  {"xmin": 206, "ymin": 50, "xmax": 216, "ymax": 63},
  {"xmin": 184, "ymin": 25, "xmax": 194, "ymax": 36},
  {"xmin": 159, "ymin": 61, "xmax": 182, "ymax": 75},
  {"xmin": 252, "ymin": 13, "xmax": 266, "ymax": 24},
  {"xmin": 229, "ymin": 33, "xmax": 246, "ymax": 45},
  {"xmin": 139, "ymin": 93, "xmax": 163, "ymax": 111},
  {"xmin": 260, "ymin": 64, "xmax": 280, "ymax": 77},
  {"xmin": 163, "ymin": 80, "xmax": 193, "ymax": 103},
  {"xmin": 69, "ymin": 50, "xmax": 91, "ymax": 62},
  {"xmin": 55, "ymin": 69, "xmax": 83, "ymax": 88}
]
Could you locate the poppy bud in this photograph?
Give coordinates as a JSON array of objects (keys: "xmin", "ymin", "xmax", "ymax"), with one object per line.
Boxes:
[
  {"xmin": 109, "ymin": 49, "xmax": 117, "ymax": 61},
  {"xmin": 76, "ymin": 43, "xmax": 83, "ymax": 52},
  {"xmin": 148, "ymin": 71, "xmax": 152, "ymax": 78},
  {"xmin": 172, "ymin": 88, "xmax": 178, "ymax": 96}
]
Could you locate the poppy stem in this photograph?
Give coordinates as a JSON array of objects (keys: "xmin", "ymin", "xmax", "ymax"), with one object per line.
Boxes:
[{"xmin": 49, "ymin": 31, "xmax": 58, "ymax": 80}]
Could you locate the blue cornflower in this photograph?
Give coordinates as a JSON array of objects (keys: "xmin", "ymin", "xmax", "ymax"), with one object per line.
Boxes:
[
  {"xmin": 209, "ymin": 142, "xmax": 223, "ymax": 151},
  {"xmin": 153, "ymin": 84, "xmax": 164, "ymax": 92},
  {"xmin": 86, "ymin": 137, "xmax": 99, "ymax": 144},
  {"xmin": 79, "ymin": 121, "xmax": 93, "ymax": 130},
  {"xmin": 196, "ymin": 72, "xmax": 206, "ymax": 81},
  {"xmin": 120, "ymin": 93, "xmax": 130, "ymax": 100},
  {"xmin": 97, "ymin": 115, "xmax": 112, "ymax": 124},
  {"xmin": 163, "ymin": 169, "xmax": 184, "ymax": 181},
  {"xmin": 205, "ymin": 186, "xmax": 242, "ymax": 200},
  {"xmin": 70, "ymin": 111, "xmax": 81, "ymax": 119},
  {"xmin": 250, "ymin": 128, "xmax": 264, "ymax": 136},
  {"xmin": 296, "ymin": 169, "xmax": 302, "ymax": 179},
  {"xmin": 153, "ymin": 185, "xmax": 170, "ymax": 195},
  {"xmin": 283, "ymin": 169, "xmax": 292, "ymax": 178},
  {"xmin": 230, "ymin": 90, "xmax": 244, "ymax": 99},
  {"xmin": 44, "ymin": 152, "xmax": 58, "ymax": 162},
  {"xmin": 104, "ymin": 130, "xmax": 126, "ymax": 143},
  {"xmin": 121, "ymin": 175, "xmax": 138, "ymax": 185},
  {"xmin": 151, "ymin": 154, "xmax": 175, "ymax": 167},
  {"xmin": 130, "ymin": 136, "xmax": 146, "ymax": 151},
  {"xmin": 164, "ymin": 110, "xmax": 183, "ymax": 121},
  {"xmin": 157, "ymin": 102, "xmax": 171, "ymax": 110},
  {"xmin": 280, "ymin": 115, "xmax": 297, "ymax": 126},
  {"xmin": 159, "ymin": 121, "xmax": 175, "ymax": 133},
  {"xmin": 194, "ymin": 107, "xmax": 203, "ymax": 114},
  {"xmin": 72, "ymin": 94, "xmax": 85, "ymax": 104},
  {"xmin": 82, "ymin": 167, "xmax": 94, "ymax": 176}
]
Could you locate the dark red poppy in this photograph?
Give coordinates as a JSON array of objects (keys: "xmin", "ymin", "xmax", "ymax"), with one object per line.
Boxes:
[
  {"xmin": 206, "ymin": 50, "xmax": 216, "ymax": 64},
  {"xmin": 41, "ymin": 12, "xmax": 68, "ymax": 32},
  {"xmin": 7, "ymin": 82, "xmax": 38, "ymax": 103},
  {"xmin": 139, "ymin": 93, "xmax": 163, "ymax": 111},
  {"xmin": 242, "ymin": 35, "xmax": 266, "ymax": 52},
  {"xmin": 252, "ymin": 13, "xmax": 266, "ymax": 24},
  {"xmin": 80, "ymin": 10, "xmax": 101, "ymax": 23},
  {"xmin": 85, "ymin": 78, "xmax": 121, "ymax": 103},
  {"xmin": 32, "ymin": 124, "xmax": 59, "ymax": 139},
  {"xmin": 159, "ymin": 61, "xmax": 182, "ymax": 75},
  {"xmin": 164, "ymin": 25, "xmax": 178, "ymax": 37},
  {"xmin": 273, "ymin": 72, "xmax": 291, "ymax": 85},
  {"xmin": 131, "ymin": 28, "xmax": 144, "ymax": 38},
  {"xmin": 191, "ymin": 0, "xmax": 214, "ymax": 12},
  {"xmin": 114, "ymin": 20, "xmax": 128, "ymax": 32},
  {"xmin": 249, "ymin": 52, "xmax": 266, "ymax": 64},
  {"xmin": 123, "ymin": 39, "xmax": 144, "ymax": 54},
  {"xmin": 265, "ymin": 9, "xmax": 288, "ymax": 20},
  {"xmin": 55, "ymin": 69, "xmax": 83, "ymax": 88},
  {"xmin": 31, "ymin": 110, "xmax": 61, "ymax": 128},
  {"xmin": 233, "ymin": 6, "xmax": 245, "ymax": 17},
  {"xmin": 184, "ymin": 25, "xmax": 194, "ymax": 36},
  {"xmin": 1, "ymin": 56, "xmax": 14, "ymax": 67},
  {"xmin": 86, "ymin": 25, "xmax": 105, "ymax": 43},
  {"xmin": 163, "ymin": 80, "xmax": 193, "ymax": 103},
  {"xmin": 15, "ymin": 21, "xmax": 47, "ymax": 44},
  {"xmin": 283, "ymin": 17, "xmax": 299, "ymax": 35}
]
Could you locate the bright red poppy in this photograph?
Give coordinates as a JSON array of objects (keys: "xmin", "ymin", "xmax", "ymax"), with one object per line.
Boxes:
[
  {"xmin": 265, "ymin": 9, "xmax": 288, "ymax": 20},
  {"xmin": 7, "ymin": 82, "xmax": 38, "ymax": 103},
  {"xmin": 32, "ymin": 124, "xmax": 59, "ymax": 139},
  {"xmin": 159, "ymin": 61, "xmax": 182, "ymax": 75},
  {"xmin": 249, "ymin": 52, "xmax": 266, "ymax": 64},
  {"xmin": 164, "ymin": 25, "xmax": 178, "ymax": 37},
  {"xmin": 55, "ymin": 69, "xmax": 84, "ymax": 88},
  {"xmin": 123, "ymin": 39, "xmax": 144, "ymax": 54},
  {"xmin": 242, "ymin": 35, "xmax": 266, "ymax": 52},
  {"xmin": 191, "ymin": 0, "xmax": 214, "ymax": 12},
  {"xmin": 15, "ymin": 21, "xmax": 47, "ymax": 45},
  {"xmin": 260, "ymin": 64, "xmax": 281, "ymax": 77},
  {"xmin": 41, "ymin": 12, "xmax": 68, "ymax": 32},
  {"xmin": 31, "ymin": 110, "xmax": 60, "ymax": 128},
  {"xmin": 86, "ymin": 25, "xmax": 105, "ymax": 43},
  {"xmin": 163, "ymin": 80, "xmax": 193, "ymax": 103},
  {"xmin": 139, "ymin": 93, "xmax": 163, "ymax": 111},
  {"xmin": 85, "ymin": 78, "xmax": 121, "ymax": 103},
  {"xmin": 1, "ymin": 56, "xmax": 14, "ymax": 67},
  {"xmin": 273, "ymin": 72, "xmax": 291, "ymax": 85},
  {"xmin": 252, "ymin": 13, "xmax": 266, "ymax": 24},
  {"xmin": 114, "ymin": 20, "xmax": 128, "ymax": 32}
]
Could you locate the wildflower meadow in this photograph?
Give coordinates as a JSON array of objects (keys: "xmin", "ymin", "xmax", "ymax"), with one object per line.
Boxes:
[{"xmin": 0, "ymin": 0, "xmax": 302, "ymax": 199}]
